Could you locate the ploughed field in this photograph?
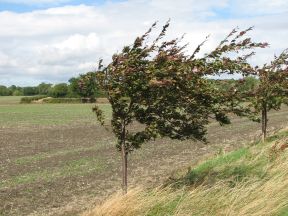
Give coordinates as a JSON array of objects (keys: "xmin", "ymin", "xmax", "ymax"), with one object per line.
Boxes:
[{"xmin": 0, "ymin": 96, "xmax": 287, "ymax": 216}]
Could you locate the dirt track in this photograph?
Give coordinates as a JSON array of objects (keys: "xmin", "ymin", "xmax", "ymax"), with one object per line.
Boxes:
[{"xmin": 0, "ymin": 107, "xmax": 287, "ymax": 216}]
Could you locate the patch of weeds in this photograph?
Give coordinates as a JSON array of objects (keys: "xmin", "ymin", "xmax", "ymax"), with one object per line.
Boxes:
[
  {"xmin": 15, "ymin": 153, "xmax": 49, "ymax": 165},
  {"xmin": 266, "ymin": 131, "xmax": 288, "ymax": 143},
  {"xmin": 170, "ymin": 148, "xmax": 260, "ymax": 188},
  {"xmin": 0, "ymin": 158, "xmax": 106, "ymax": 188},
  {"xmin": 146, "ymin": 194, "xmax": 184, "ymax": 216},
  {"xmin": 219, "ymin": 161, "xmax": 267, "ymax": 187},
  {"xmin": 278, "ymin": 206, "xmax": 288, "ymax": 216},
  {"xmin": 195, "ymin": 148, "xmax": 248, "ymax": 172},
  {"xmin": 215, "ymin": 147, "xmax": 225, "ymax": 156},
  {"xmin": 14, "ymin": 143, "xmax": 109, "ymax": 165},
  {"xmin": 268, "ymin": 138, "xmax": 288, "ymax": 161}
]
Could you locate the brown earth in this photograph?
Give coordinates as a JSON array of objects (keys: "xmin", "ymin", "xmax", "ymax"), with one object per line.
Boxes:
[{"xmin": 0, "ymin": 107, "xmax": 287, "ymax": 216}]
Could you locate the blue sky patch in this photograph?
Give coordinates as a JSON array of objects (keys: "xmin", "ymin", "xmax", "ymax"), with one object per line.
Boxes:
[{"xmin": 0, "ymin": 0, "xmax": 124, "ymax": 12}]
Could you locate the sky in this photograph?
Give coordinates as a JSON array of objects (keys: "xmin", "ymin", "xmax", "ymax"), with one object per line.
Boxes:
[{"xmin": 0, "ymin": 0, "xmax": 287, "ymax": 86}]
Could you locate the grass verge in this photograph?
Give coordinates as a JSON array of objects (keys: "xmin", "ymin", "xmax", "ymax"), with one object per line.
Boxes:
[{"xmin": 84, "ymin": 129, "xmax": 288, "ymax": 216}]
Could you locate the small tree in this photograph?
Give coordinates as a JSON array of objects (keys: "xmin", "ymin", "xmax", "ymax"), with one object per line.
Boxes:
[
  {"xmin": 22, "ymin": 86, "xmax": 39, "ymax": 96},
  {"xmin": 37, "ymin": 82, "xmax": 52, "ymax": 95},
  {"xmin": 75, "ymin": 72, "xmax": 100, "ymax": 102},
  {"xmin": 0, "ymin": 85, "xmax": 11, "ymax": 96},
  {"xmin": 49, "ymin": 83, "xmax": 68, "ymax": 98},
  {"xmin": 68, "ymin": 77, "xmax": 80, "ymax": 97},
  {"xmin": 93, "ymin": 22, "xmax": 267, "ymax": 193},
  {"xmin": 248, "ymin": 49, "xmax": 288, "ymax": 141}
]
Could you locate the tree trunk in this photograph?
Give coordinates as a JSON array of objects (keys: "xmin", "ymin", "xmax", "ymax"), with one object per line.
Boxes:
[
  {"xmin": 121, "ymin": 122, "xmax": 128, "ymax": 194},
  {"xmin": 121, "ymin": 142, "xmax": 128, "ymax": 194},
  {"xmin": 261, "ymin": 103, "xmax": 268, "ymax": 142}
]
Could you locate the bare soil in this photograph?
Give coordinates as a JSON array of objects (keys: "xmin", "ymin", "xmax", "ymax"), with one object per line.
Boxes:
[{"xmin": 0, "ymin": 107, "xmax": 287, "ymax": 216}]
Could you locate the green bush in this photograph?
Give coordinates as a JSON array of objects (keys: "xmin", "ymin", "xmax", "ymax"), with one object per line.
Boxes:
[
  {"xmin": 42, "ymin": 98, "xmax": 82, "ymax": 104},
  {"xmin": 13, "ymin": 90, "xmax": 23, "ymax": 96},
  {"xmin": 20, "ymin": 95, "xmax": 46, "ymax": 104},
  {"xmin": 0, "ymin": 85, "xmax": 12, "ymax": 96},
  {"xmin": 49, "ymin": 83, "xmax": 68, "ymax": 98}
]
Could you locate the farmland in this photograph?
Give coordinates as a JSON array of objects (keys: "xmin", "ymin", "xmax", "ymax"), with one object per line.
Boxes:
[{"xmin": 0, "ymin": 96, "xmax": 288, "ymax": 216}]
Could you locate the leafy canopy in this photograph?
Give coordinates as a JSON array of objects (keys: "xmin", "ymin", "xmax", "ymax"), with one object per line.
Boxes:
[
  {"xmin": 93, "ymin": 22, "xmax": 268, "ymax": 152},
  {"xmin": 249, "ymin": 49, "xmax": 288, "ymax": 111}
]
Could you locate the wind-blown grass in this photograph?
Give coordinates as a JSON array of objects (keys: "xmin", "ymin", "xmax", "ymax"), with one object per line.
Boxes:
[{"xmin": 84, "ymin": 129, "xmax": 288, "ymax": 216}]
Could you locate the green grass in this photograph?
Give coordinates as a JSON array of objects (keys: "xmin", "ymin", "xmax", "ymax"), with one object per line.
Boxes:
[
  {"xmin": 14, "ymin": 140, "xmax": 112, "ymax": 165},
  {"xmin": 170, "ymin": 147, "xmax": 265, "ymax": 187},
  {"xmin": 146, "ymin": 194, "xmax": 185, "ymax": 216},
  {"xmin": 278, "ymin": 206, "xmax": 288, "ymax": 216},
  {"xmin": 168, "ymin": 131, "xmax": 288, "ymax": 189},
  {"xmin": 266, "ymin": 130, "xmax": 288, "ymax": 142},
  {"xmin": 1, "ymin": 157, "xmax": 106, "ymax": 188},
  {"xmin": 0, "ymin": 96, "xmax": 23, "ymax": 105},
  {"xmin": 0, "ymin": 103, "xmax": 111, "ymax": 126}
]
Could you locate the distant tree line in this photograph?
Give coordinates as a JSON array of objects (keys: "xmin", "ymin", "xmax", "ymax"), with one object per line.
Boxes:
[
  {"xmin": 0, "ymin": 76, "xmax": 260, "ymax": 98},
  {"xmin": 0, "ymin": 72, "xmax": 106, "ymax": 100}
]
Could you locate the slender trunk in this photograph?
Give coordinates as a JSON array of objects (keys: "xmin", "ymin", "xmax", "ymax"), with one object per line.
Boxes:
[
  {"xmin": 121, "ymin": 143, "xmax": 128, "ymax": 194},
  {"xmin": 261, "ymin": 103, "xmax": 268, "ymax": 142},
  {"xmin": 120, "ymin": 102, "xmax": 133, "ymax": 194},
  {"xmin": 121, "ymin": 124, "xmax": 128, "ymax": 194}
]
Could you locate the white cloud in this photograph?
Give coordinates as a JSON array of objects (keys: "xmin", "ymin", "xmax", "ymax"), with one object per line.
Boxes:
[
  {"xmin": 0, "ymin": 52, "xmax": 17, "ymax": 68},
  {"xmin": 0, "ymin": 0, "xmax": 287, "ymax": 86},
  {"xmin": 0, "ymin": 0, "xmax": 71, "ymax": 5},
  {"xmin": 231, "ymin": 0, "xmax": 288, "ymax": 15},
  {"xmin": 37, "ymin": 33, "xmax": 101, "ymax": 65}
]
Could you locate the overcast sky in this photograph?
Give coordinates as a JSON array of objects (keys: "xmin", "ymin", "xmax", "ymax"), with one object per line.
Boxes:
[{"xmin": 0, "ymin": 0, "xmax": 287, "ymax": 86}]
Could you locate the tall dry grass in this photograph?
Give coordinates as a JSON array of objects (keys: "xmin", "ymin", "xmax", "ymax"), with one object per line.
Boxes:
[{"xmin": 84, "ymin": 132, "xmax": 288, "ymax": 216}]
